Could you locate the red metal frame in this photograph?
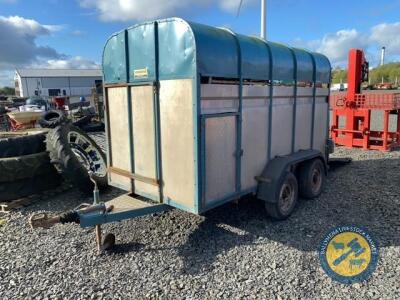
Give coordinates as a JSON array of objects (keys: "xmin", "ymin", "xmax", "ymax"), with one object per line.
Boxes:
[
  {"xmin": 8, "ymin": 117, "xmax": 36, "ymax": 131},
  {"xmin": 330, "ymin": 49, "xmax": 400, "ymax": 151}
]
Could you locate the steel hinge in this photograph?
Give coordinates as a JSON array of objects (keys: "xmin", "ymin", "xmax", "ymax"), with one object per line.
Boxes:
[{"xmin": 234, "ymin": 149, "xmax": 244, "ymax": 157}]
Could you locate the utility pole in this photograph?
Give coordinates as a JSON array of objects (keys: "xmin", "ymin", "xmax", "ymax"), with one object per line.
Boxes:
[
  {"xmin": 237, "ymin": 0, "xmax": 267, "ymax": 39},
  {"xmin": 380, "ymin": 46, "xmax": 386, "ymax": 66},
  {"xmin": 261, "ymin": 0, "xmax": 266, "ymax": 40}
]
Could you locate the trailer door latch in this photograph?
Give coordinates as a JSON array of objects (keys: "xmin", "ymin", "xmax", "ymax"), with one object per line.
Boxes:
[{"xmin": 235, "ymin": 149, "xmax": 244, "ymax": 157}]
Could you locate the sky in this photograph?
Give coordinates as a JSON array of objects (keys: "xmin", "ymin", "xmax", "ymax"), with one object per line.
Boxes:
[{"xmin": 0, "ymin": 0, "xmax": 400, "ymax": 87}]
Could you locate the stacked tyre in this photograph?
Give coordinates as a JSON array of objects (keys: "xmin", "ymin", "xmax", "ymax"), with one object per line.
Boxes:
[
  {"xmin": 46, "ymin": 123, "xmax": 108, "ymax": 193},
  {"xmin": 39, "ymin": 110, "xmax": 108, "ymax": 192},
  {"xmin": 0, "ymin": 132, "xmax": 62, "ymax": 202}
]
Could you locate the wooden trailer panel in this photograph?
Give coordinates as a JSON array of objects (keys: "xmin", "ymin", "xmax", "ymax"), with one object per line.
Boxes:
[
  {"xmin": 131, "ymin": 85, "xmax": 159, "ymax": 200},
  {"xmin": 159, "ymin": 79, "xmax": 196, "ymax": 210},
  {"xmin": 107, "ymin": 87, "xmax": 132, "ymax": 190}
]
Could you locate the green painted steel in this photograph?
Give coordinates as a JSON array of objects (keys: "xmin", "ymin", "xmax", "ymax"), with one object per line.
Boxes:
[
  {"xmin": 103, "ymin": 31, "xmax": 127, "ymax": 83},
  {"xmin": 314, "ymin": 53, "xmax": 331, "ymax": 84},
  {"xmin": 102, "ymin": 18, "xmax": 331, "ymax": 84},
  {"xmin": 269, "ymin": 42, "xmax": 295, "ymax": 83},
  {"xmin": 157, "ymin": 19, "xmax": 196, "ymax": 80},
  {"xmin": 237, "ymin": 34, "xmax": 271, "ymax": 80},
  {"xmin": 127, "ymin": 23, "xmax": 156, "ymax": 82},
  {"xmin": 188, "ymin": 22, "xmax": 238, "ymax": 78},
  {"xmin": 293, "ymin": 48, "xmax": 314, "ymax": 83}
]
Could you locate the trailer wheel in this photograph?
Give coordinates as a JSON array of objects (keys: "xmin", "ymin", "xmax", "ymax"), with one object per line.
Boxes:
[
  {"xmin": 265, "ymin": 171, "xmax": 298, "ymax": 220},
  {"xmin": 46, "ymin": 123, "xmax": 108, "ymax": 193},
  {"xmin": 298, "ymin": 158, "xmax": 325, "ymax": 199}
]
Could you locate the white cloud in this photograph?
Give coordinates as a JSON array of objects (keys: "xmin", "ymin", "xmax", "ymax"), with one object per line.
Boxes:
[
  {"xmin": 0, "ymin": 15, "xmax": 98, "ymax": 87},
  {"xmin": 0, "ymin": 16, "xmax": 63, "ymax": 68},
  {"xmin": 36, "ymin": 56, "xmax": 99, "ymax": 69},
  {"xmin": 316, "ymin": 29, "xmax": 369, "ymax": 66},
  {"xmin": 219, "ymin": 0, "xmax": 257, "ymax": 13},
  {"xmin": 79, "ymin": 0, "xmax": 255, "ymax": 22},
  {"xmin": 294, "ymin": 23, "xmax": 400, "ymax": 67},
  {"xmin": 370, "ymin": 22, "xmax": 400, "ymax": 53},
  {"xmin": 71, "ymin": 29, "xmax": 86, "ymax": 36}
]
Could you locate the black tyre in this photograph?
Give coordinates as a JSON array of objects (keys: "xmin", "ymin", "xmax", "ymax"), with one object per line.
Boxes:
[
  {"xmin": 73, "ymin": 115, "xmax": 92, "ymax": 128},
  {"xmin": 81, "ymin": 122, "xmax": 105, "ymax": 132},
  {"xmin": 0, "ymin": 132, "xmax": 46, "ymax": 158},
  {"xmin": 265, "ymin": 172, "xmax": 298, "ymax": 220},
  {"xmin": 46, "ymin": 123, "xmax": 108, "ymax": 193},
  {"xmin": 39, "ymin": 110, "xmax": 68, "ymax": 128},
  {"xmin": 298, "ymin": 158, "xmax": 325, "ymax": 199},
  {"xmin": 0, "ymin": 152, "xmax": 56, "ymax": 182},
  {"xmin": 0, "ymin": 168, "xmax": 61, "ymax": 202}
]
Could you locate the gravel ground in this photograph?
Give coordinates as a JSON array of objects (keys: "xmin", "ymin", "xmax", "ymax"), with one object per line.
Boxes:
[{"xmin": 0, "ymin": 133, "xmax": 399, "ymax": 299}]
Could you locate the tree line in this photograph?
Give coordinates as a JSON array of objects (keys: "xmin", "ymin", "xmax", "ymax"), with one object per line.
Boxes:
[
  {"xmin": 0, "ymin": 87, "xmax": 15, "ymax": 95},
  {"xmin": 332, "ymin": 62, "xmax": 400, "ymax": 85}
]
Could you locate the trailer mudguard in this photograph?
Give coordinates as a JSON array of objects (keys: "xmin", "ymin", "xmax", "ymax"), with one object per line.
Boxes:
[{"xmin": 256, "ymin": 149, "xmax": 326, "ymax": 203}]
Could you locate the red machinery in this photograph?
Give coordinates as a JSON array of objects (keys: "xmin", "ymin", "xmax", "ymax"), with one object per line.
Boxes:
[
  {"xmin": 330, "ymin": 49, "xmax": 400, "ymax": 151},
  {"xmin": 52, "ymin": 96, "xmax": 68, "ymax": 110}
]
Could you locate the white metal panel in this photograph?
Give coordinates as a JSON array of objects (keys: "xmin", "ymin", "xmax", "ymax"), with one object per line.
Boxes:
[
  {"xmin": 69, "ymin": 87, "xmax": 93, "ymax": 97},
  {"xmin": 271, "ymin": 97, "xmax": 294, "ymax": 158},
  {"xmin": 316, "ymin": 88, "xmax": 329, "ymax": 96},
  {"xmin": 201, "ymin": 84, "xmax": 271, "ymax": 115},
  {"xmin": 273, "ymin": 86, "xmax": 295, "ymax": 97},
  {"xmin": 242, "ymin": 84, "xmax": 269, "ymax": 97},
  {"xmin": 295, "ymin": 87, "xmax": 314, "ymax": 151},
  {"xmin": 131, "ymin": 85, "xmax": 159, "ymax": 200},
  {"xmin": 313, "ymin": 88, "xmax": 329, "ymax": 153},
  {"xmin": 241, "ymin": 99, "xmax": 269, "ymax": 190},
  {"xmin": 69, "ymin": 76, "xmax": 100, "ymax": 87},
  {"xmin": 205, "ymin": 116, "xmax": 236, "ymax": 204},
  {"xmin": 202, "ymin": 99, "xmax": 238, "ymax": 114},
  {"xmin": 159, "ymin": 79, "xmax": 196, "ymax": 209},
  {"xmin": 295, "ymin": 98, "xmax": 313, "ymax": 151},
  {"xmin": 313, "ymin": 100, "xmax": 328, "ymax": 153},
  {"xmin": 23, "ymin": 77, "xmax": 42, "ymax": 97},
  {"xmin": 41, "ymin": 77, "xmax": 69, "ymax": 88},
  {"xmin": 270, "ymin": 87, "xmax": 295, "ymax": 158},
  {"xmin": 201, "ymin": 84, "xmax": 239, "ymax": 98},
  {"xmin": 107, "ymin": 87, "xmax": 131, "ymax": 190},
  {"xmin": 297, "ymin": 86, "xmax": 313, "ymax": 97},
  {"xmin": 201, "ymin": 84, "xmax": 239, "ymax": 114}
]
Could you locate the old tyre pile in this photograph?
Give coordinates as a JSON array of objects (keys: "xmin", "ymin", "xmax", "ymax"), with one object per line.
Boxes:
[
  {"xmin": 39, "ymin": 110, "xmax": 68, "ymax": 129},
  {"xmin": 46, "ymin": 123, "xmax": 108, "ymax": 193},
  {"xmin": 0, "ymin": 131, "xmax": 61, "ymax": 202}
]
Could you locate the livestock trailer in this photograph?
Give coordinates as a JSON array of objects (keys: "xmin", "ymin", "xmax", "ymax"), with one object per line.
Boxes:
[{"xmin": 31, "ymin": 18, "xmax": 332, "ymax": 250}]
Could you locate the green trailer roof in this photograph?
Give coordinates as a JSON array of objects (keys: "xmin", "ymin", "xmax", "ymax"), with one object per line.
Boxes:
[{"xmin": 102, "ymin": 18, "xmax": 331, "ymax": 84}]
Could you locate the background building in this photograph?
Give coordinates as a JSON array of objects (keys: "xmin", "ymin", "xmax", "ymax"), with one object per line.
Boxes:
[{"xmin": 14, "ymin": 69, "xmax": 102, "ymax": 99}]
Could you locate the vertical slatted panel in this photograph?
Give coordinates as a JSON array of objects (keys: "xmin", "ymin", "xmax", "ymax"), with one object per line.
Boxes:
[{"xmin": 107, "ymin": 87, "xmax": 131, "ymax": 190}]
